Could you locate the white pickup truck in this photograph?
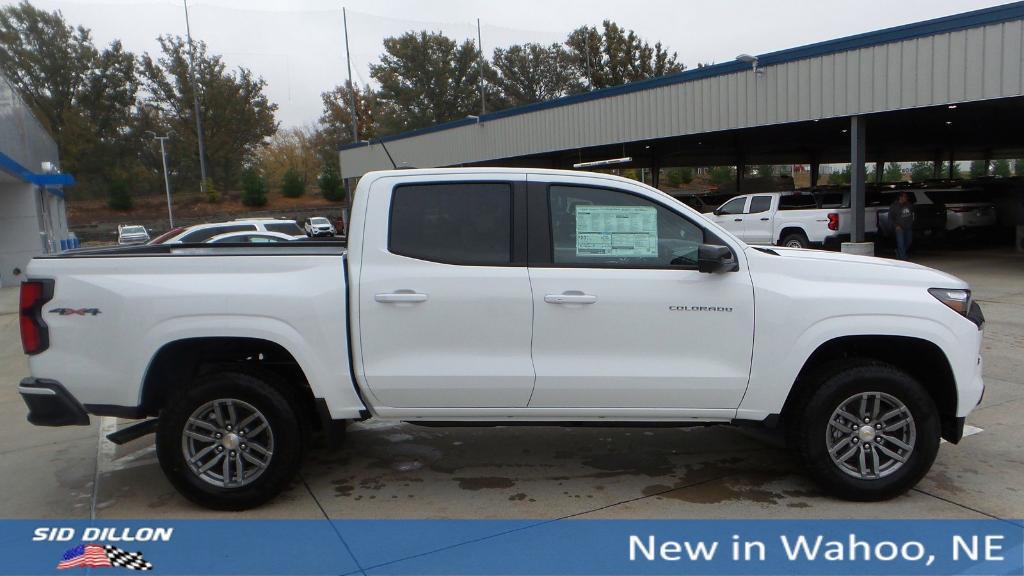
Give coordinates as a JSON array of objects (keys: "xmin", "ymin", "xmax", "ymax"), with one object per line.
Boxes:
[
  {"xmin": 18, "ymin": 168, "xmax": 984, "ymax": 510},
  {"xmin": 706, "ymin": 191, "xmax": 880, "ymax": 249}
]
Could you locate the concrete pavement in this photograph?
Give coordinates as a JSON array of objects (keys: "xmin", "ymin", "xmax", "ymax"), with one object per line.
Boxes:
[{"xmin": 1, "ymin": 248, "xmax": 1021, "ymax": 522}]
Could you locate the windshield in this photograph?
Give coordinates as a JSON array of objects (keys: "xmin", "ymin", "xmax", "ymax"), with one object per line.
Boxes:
[
  {"xmin": 311, "ymin": 218, "xmax": 330, "ymax": 225},
  {"xmin": 122, "ymin": 226, "xmax": 146, "ymax": 234}
]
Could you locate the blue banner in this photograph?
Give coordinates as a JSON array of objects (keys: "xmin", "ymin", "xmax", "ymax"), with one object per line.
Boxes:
[{"xmin": 3, "ymin": 519, "xmax": 1021, "ymax": 575}]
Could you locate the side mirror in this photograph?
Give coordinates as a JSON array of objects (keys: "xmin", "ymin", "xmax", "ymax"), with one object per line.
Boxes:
[
  {"xmin": 712, "ymin": 209, "xmax": 722, "ymax": 216},
  {"xmin": 697, "ymin": 244, "xmax": 736, "ymax": 274}
]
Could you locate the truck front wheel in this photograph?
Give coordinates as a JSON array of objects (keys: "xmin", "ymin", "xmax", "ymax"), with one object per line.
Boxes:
[
  {"xmin": 791, "ymin": 361, "xmax": 940, "ymax": 501},
  {"xmin": 156, "ymin": 370, "xmax": 304, "ymax": 510}
]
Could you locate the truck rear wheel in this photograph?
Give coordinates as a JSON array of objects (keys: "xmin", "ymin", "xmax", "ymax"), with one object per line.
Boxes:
[
  {"xmin": 790, "ymin": 360, "xmax": 940, "ymax": 501},
  {"xmin": 156, "ymin": 370, "xmax": 304, "ymax": 510},
  {"xmin": 780, "ymin": 232, "xmax": 809, "ymax": 249}
]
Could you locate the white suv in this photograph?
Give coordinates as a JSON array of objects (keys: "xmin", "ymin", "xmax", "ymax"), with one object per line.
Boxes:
[{"xmin": 158, "ymin": 219, "xmax": 305, "ymax": 244}]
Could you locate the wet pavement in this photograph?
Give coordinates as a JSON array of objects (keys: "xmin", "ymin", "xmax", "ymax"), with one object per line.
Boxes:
[{"xmin": 1, "ymin": 248, "xmax": 1022, "ymax": 521}]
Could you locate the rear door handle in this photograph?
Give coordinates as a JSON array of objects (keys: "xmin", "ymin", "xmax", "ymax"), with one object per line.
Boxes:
[
  {"xmin": 375, "ymin": 292, "xmax": 428, "ymax": 303},
  {"xmin": 544, "ymin": 293, "xmax": 598, "ymax": 305},
  {"xmin": 760, "ymin": 217, "xmax": 770, "ymax": 221},
  {"xmin": 734, "ymin": 218, "xmax": 743, "ymax": 222}
]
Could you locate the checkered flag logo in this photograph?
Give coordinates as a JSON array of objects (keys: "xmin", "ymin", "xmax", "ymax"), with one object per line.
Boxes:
[
  {"xmin": 57, "ymin": 544, "xmax": 154, "ymax": 571},
  {"xmin": 104, "ymin": 545, "xmax": 154, "ymax": 571}
]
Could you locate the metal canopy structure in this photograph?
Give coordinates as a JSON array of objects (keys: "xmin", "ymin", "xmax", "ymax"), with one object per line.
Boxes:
[{"xmin": 339, "ymin": 2, "xmax": 1024, "ymax": 242}]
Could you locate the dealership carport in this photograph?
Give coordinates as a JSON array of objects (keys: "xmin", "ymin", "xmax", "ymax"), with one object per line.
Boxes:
[{"xmin": 340, "ymin": 2, "xmax": 1024, "ymax": 247}]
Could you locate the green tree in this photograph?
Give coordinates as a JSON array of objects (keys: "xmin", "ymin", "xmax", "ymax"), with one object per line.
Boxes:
[
  {"xmin": 370, "ymin": 31, "xmax": 485, "ymax": 133},
  {"xmin": 708, "ymin": 166, "xmax": 735, "ymax": 186},
  {"xmin": 0, "ymin": 1, "xmax": 140, "ymax": 196},
  {"xmin": 564, "ymin": 20, "xmax": 684, "ymax": 91},
  {"xmin": 240, "ymin": 166, "xmax": 267, "ymax": 207},
  {"xmin": 992, "ymin": 159, "xmax": 1011, "ymax": 177},
  {"xmin": 106, "ymin": 178, "xmax": 132, "ymax": 211},
  {"xmin": 1014, "ymin": 159, "xmax": 1024, "ymax": 176},
  {"xmin": 280, "ymin": 166, "xmax": 305, "ymax": 198},
  {"xmin": 318, "ymin": 163, "xmax": 344, "ymax": 202},
  {"xmin": 909, "ymin": 161, "xmax": 934, "ymax": 181},
  {"xmin": 665, "ymin": 167, "xmax": 693, "ymax": 187},
  {"xmin": 489, "ymin": 43, "xmax": 574, "ymax": 107},
  {"xmin": 754, "ymin": 165, "xmax": 776, "ymax": 177},
  {"xmin": 969, "ymin": 160, "xmax": 989, "ymax": 178},
  {"xmin": 828, "ymin": 164, "xmax": 851, "ymax": 185},
  {"xmin": 883, "ymin": 162, "xmax": 903, "ymax": 182},
  {"xmin": 138, "ymin": 36, "xmax": 278, "ymax": 192},
  {"xmin": 948, "ymin": 161, "xmax": 963, "ymax": 179}
]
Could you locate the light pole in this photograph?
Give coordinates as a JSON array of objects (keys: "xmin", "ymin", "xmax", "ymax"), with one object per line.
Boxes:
[
  {"xmin": 147, "ymin": 131, "xmax": 174, "ymax": 228},
  {"xmin": 183, "ymin": 0, "xmax": 208, "ymax": 195}
]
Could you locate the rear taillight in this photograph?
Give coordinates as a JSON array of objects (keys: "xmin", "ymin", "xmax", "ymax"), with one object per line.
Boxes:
[
  {"xmin": 19, "ymin": 280, "xmax": 53, "ymax": 355},
  {"xmin": 949, "ymin": 207, "xmax": 973, "ymax": 213},
  {"xmin": 827, "ymin": 213, "xmax": 839, "ymax": 231}
]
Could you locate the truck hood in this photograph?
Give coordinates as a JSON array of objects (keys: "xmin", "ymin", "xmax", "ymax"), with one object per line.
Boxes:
[{"xmin": 745, "ymin": 245, "xmax": 967, "ymax": 288}]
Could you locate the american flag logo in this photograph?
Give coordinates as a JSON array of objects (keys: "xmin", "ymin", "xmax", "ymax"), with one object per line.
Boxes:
[{"xmin": 57, "ymin": 544, "xmax": 153, "ymax": 571}]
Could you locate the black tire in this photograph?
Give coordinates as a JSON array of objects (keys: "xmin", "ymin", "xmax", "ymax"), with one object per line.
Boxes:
[
  {"xmin": 780, "ymin": 232, "xmax": 809, "ymax": 249},
  {"xmin": 790, "ymin": 360, "xmax": 940, "ymax": 501},
  {"xmin": 156, "ymin": 370, "xmax": 304, "ymax": 510}
]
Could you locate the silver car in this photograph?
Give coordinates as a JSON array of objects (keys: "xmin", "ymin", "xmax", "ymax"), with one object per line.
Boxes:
[{"xmin": 117, "ymin": 225, "xmax": 150, "ymax": 245}]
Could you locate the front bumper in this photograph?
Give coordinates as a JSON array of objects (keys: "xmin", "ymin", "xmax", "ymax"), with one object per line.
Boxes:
[{"xmin": 18, "ymin": 378, "xmax": 90, "ymax": 426}]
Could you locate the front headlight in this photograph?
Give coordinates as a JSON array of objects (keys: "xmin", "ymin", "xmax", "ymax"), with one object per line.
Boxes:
[{"xmin": 928, "ymin": 288, "xmax": 971, "ymax": 316}]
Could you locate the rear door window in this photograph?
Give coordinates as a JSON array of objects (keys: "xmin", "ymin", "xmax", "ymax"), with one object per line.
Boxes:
[
  {"xmin": 748, "ymin": 196, "xmax": 773, "ymax": 213},
  {"xmin": 389, "ymin": 183, "xmax": 513, "ymax": 265},
  {"xmin": 264, "ymin": 222, "xmax": 304, "ymax": 235}
]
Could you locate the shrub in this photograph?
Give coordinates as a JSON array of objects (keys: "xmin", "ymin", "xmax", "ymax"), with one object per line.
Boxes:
[
  {"xmin": 203, "ymin": 178, "xmax": 220, "ymax": 203},
  {"xmin": 281, "ymin": 167, "xmax": 305, "ymax": 198},
  {"xmin": 319, "ymin": 164, "xmax": 345, "ymax": 202},
  {"xmin": 241, "ymin": 167, "xmax": 267, "ymax": 207},
  {"xmin": 107, "ymin": 179, "xmax": 133, "ymax": 211}
]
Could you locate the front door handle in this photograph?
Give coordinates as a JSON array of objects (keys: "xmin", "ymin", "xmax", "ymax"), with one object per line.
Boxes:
[
  {"xmin": 375, "ymin": 292, "xmax": 428, "ymax": 303},
  {"xmin": 545, "ymin": 293, "xmax": 598, "ymax": 305},
  {"xmin": 760, "ymin": 217, "xmax": 770, "ymax": 221},
  {"xmin": 734, "ymin": 218, "xmax": 743, "ymax": 222}
]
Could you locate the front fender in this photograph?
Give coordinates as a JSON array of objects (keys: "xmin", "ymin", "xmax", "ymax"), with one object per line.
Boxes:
[{"xmin": 736, "ymin": 313, "xmax": 963, "ymax": 421}]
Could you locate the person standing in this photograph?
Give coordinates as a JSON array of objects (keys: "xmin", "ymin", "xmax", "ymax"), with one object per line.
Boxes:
[{"xmin": 890, "ymin": 192, "xmax": 916, "ymax": 259}]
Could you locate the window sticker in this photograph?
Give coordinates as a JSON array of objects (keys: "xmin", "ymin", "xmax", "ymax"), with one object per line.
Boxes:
[{"xmin": 575, "ymin": 205, "xmax": 658, "ymax": 257}]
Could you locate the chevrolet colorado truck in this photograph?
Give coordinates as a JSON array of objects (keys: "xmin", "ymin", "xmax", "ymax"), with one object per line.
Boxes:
[
  {"xmin": 18, "ymin": 168, "xmax": 985, "ymax": 510},
  {"xmin": 706, "ymin": 191, "xmax": 880, "ymax": 249}
]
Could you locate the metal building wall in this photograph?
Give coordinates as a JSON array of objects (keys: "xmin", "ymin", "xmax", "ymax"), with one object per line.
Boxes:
[{"xmin": 341, "ymin": 17, "xmax": 1024, "ymax": 178}]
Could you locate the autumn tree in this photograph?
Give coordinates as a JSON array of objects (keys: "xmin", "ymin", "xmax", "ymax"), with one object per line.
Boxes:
[
  {"xmin": 488, "ymin": 43, "xmax": 575, "ymax": 107},
  {"xmin": 0, "ymin": 1, "xmax": 139, "ymax": 195},
  {"xmin": 564, "ymin": 21, "xmax": 684, "ymax": 91},
  {"xmin": 370, "ymin": 31, "xmax": 488, "ymax": 133},
  {"xmin": 137, "ymin": 36, "xmax": 278, "ymax": 191}
]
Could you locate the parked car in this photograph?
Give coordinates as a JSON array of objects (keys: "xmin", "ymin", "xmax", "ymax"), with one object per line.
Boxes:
[
  {"xmin": 303, "ymin": 216, "xmax": 336, "ymax": 237},
  {"xmin": 922, "ymin": 188, "xmax": 998, "ymax": 232},
  {"xmin": 205, "ymin": 231, "xmax": 298, "ymax": 244},
  {"xmin": 158, "ymin": 219, "xmax": 306, "ymax": 244},
  {"xmin": 148, "ymin": 226, "xmax": 187, "ymax": 245},
  {"xmin": 877, "ymin": 190, "xmax": 948, "ymax": 241},
  {"xmin": 705, "ymin": 191, "xmax": 877, "ymax": 249},
  {"xmin": 19, "ymin": 168, "xmax": 984, "ymax": 510},
  {"xmin": 117, "ymin": 225, "xmax": 150, "ymax": 245}
]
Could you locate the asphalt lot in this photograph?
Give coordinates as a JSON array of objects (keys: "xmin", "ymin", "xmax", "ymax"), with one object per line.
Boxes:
[{"xmin": 1, "ymin": 247, "xmax": 1022, "ymax": 522}]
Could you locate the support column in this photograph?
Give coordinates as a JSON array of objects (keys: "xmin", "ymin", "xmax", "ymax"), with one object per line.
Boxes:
[
  {"xmin": 850, "ymin": 115, "xmax": 866, "ymax": 244},
  {"xmin": 651, "ymin": 156, "xmax": 661, "ymax": 189},
  {"xmin": 810, "ymin": 162, "xmax": 819, "ymax": 188},
  {"xmin": 875, "ymin": 161, "xmax": 883, "ymax": 184},
  {"xmin": 736, "ymin": 159, "xmax": 744, "ymax": 194}
]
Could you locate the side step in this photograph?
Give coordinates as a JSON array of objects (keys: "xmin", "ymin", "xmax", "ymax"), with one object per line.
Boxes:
[{"xmin": 106, "ymin": 419, "xmax": 158, "ymax": 445}]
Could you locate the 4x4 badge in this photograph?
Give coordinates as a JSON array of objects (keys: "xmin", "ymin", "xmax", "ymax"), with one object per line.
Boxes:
[{"xmin": 49, "ymin": 308, "xmax": 101, "ymax": 316}]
